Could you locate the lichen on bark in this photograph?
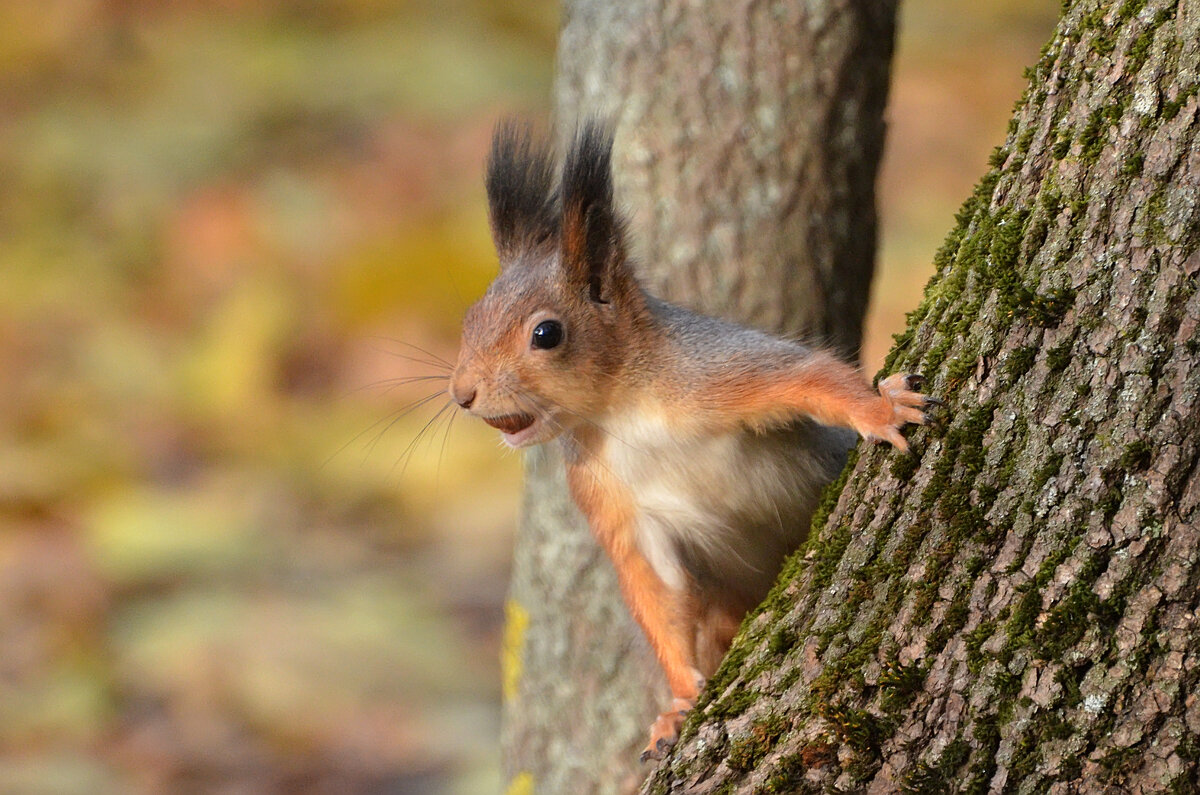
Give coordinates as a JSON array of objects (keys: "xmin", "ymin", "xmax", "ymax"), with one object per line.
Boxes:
[{"xmin": 647, "ymin": 0, "xmax": 1200, "ymax": 791}]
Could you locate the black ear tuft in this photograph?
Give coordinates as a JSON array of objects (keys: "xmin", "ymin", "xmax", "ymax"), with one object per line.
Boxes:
[
  {"xmin": 561, "ymin": 120, "xmax": 626, "ymax": 304},
  {"xmin": 486, "ymin": 120, "xmax": 559, "ymax": 260}
]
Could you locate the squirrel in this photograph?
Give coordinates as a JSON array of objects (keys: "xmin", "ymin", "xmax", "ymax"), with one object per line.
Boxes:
[{"xmin": 450, "ymin": 121, "xmax": 936, "ymax": 761}]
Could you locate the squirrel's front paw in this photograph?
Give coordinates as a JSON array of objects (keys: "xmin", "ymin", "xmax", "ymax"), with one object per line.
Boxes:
[
  {"xmin": 869, "ymin": 373, "xmax": 942, "ymax": 452},
  {"xmin": 639, "ymin": 698, "xmax": 693, "ymax": 763}
]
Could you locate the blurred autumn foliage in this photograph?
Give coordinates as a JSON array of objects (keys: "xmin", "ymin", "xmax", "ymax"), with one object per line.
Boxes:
[
  {"xmin": 0, "ymin": 1, "xmax": 1055, "ymax": 793},
  {"xmin": 1, "ymin": 1, "xmax": 553, "ymax": 792}
]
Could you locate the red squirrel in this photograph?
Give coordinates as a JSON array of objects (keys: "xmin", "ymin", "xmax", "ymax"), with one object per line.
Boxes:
[{"xmin": 450, "ymin": 122, "xmax": 935, "ymax": 761}]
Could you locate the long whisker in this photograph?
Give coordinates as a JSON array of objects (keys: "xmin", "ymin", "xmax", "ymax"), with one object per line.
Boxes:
[
  {"xmin": 391, "ymin": 399, "xmax": 456, "ymax": 479},
  {"xmin": 350, "ymin": 374, "xmax": 453, "ymax": 396},
  {"xmin": 433, "ymin": 404, "xmax": 459, "ymax": 493},
  {"xmin": 376, "ymin": 352, "xmax": 453, "ymax": 373},
  {"xmin": 322, "ymin": 389, "xmax": 447, "ymax": 469},
  {"xmin": 364, "ymin": 391, "xmax": 450, "ymax": 461},
  {"xmin": 364, "ymin": 344, "xmax": 452, "ymax": 374},
  {"xmin": 369, "ymin": 337, "xmax": 455, "ymax": 369}
]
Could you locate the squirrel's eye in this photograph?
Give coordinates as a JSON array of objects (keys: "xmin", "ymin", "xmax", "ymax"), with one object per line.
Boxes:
[{"xmin": 531, "ymin": 320, "xmax": 564, "ymax": 350}]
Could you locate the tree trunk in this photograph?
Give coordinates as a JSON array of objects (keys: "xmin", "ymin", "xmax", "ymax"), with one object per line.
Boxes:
[
  {"xmin": 646, "ymin": 0, "xmax": 1200, "ymax": 792},
  {"xmin": 500, "ymin": 1, "xmax": 897, "ymax": 792}
]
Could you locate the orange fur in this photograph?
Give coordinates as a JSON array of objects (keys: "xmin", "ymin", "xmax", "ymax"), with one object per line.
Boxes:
[
  {"xmin": 706, "ymin": 354, "xmax": 928, "ymax": 451},
  {"xmin": 565, "ymin": 460, "xmax": 701, "ymax": 703}
]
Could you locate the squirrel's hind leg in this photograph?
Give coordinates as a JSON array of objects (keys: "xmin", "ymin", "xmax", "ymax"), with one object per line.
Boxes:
[
  {"xmin": 636, "ymin": 583, "xmax": 705, "ymax": 762},
  {"xmin": 640, "ymin": 597, "xmax": 745, "ymax": 760},
  {"xmin": 641, "ymin": 589, "xmax": 753, "ymax": 761},
  {"xmin": 642, "ymin": 697, "xmax": 695, "ymax": 762},
  {"xmin": 565, "ymin": 462, "xmax": 706, "ymax": 762},
  {"xmin": 694, "ymin": 602, "xmax": 742, "ymax": 678}
]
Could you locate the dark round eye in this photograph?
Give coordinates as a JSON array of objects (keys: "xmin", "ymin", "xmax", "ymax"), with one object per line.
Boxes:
[{"xmin": 531, "ymin": 320, "xmax": 564, "ymax": 350}]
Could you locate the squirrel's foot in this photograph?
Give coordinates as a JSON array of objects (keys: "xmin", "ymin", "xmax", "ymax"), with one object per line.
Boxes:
[
  {"xmin": 868, "ymin": 373, "xmax": 941, "ymax": 452},
  {"xmin": 640, "ymin": 698, "xmax": 694, "ymax": 763}
]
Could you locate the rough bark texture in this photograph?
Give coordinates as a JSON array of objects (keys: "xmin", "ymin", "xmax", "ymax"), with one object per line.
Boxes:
[
  {"xmin": 553, "ymin": 0, "xmax": 894, "ymax": 353},
  {"xmin": 500, "ymin": 1, "xmax": 897, "ymax": 793},
  {"xmin": 647, "ymin": 1, "xmax": 1200, "ymax": 792}
]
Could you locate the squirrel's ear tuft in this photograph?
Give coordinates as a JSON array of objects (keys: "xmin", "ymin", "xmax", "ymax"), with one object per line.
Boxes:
[
  {"xmin": 486, "ymin": 120, "xmax": 559, "ymax": 261},
  {"xmin": 561, "ymin": 120, "xmax": 628, "ymax": 304}
]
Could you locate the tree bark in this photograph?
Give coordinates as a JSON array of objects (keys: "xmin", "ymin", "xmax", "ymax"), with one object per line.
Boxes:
[
  {"xmin": 646, "ymin": 0, "xmax": 1200, "ymax": 792},
  {"xmin": 500, "ymin": 1, "xmax": 897, "ymax": 792}
]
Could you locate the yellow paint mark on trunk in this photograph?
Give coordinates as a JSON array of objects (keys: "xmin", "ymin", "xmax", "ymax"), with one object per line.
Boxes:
[
  {"xmin": 505, "ymin": 771, "xmax": 534, "ymax": 795},
  {"xmin": 502, "ymin": 598, "xmax": 529, "ymax": 703}
]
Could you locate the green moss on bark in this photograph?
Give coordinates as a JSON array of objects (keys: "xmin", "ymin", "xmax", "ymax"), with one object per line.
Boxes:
[{"xmin": 654, "ymin": 3, "xmax": 1200, "ymax": 791}]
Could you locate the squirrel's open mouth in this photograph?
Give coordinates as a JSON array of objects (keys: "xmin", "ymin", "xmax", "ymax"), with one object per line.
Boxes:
[{"xmin": 482, "ymin": 412, "xmax": 536, "ymax": 435}]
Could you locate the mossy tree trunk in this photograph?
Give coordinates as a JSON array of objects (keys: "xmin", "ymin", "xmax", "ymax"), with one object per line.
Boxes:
[
  {"xmin": 501, "ymin": 1, "xmax": 897, "ymax": 793},
  {"xmin": 646, "ymin": 0, "xmax": 1200, "ymax": 792}
]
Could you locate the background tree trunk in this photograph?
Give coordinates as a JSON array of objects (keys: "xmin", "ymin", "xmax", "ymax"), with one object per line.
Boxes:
[
  {"xmin": 500, "ymin": 1, "xmax": 897, "ymax": 792},
  {"xmin": 647, "ymin": 0, "xmax": 1200, "ymax": 791}
]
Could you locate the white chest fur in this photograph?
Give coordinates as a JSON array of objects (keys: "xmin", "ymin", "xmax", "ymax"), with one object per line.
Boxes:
[
  {"xmin": 601, "ymin": 412, "xmax": 733, "ymax": 590},
  {"xmin": 595, "ymin": 410, "xmax": 838, "ymax": 597}
]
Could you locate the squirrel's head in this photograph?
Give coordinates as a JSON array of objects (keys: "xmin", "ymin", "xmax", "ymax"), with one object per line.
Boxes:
[{"xmin": 450, "ymin": 120, "xmax": 646, "ymax": 448}]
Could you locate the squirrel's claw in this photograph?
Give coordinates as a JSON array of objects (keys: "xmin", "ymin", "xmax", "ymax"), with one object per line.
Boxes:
[
  {"xmin": 641, "ymin": 698, "xmax": 693, "ymax": 763},
  {"xmin": 640, "ymin": 738, "xmax": 674, "ymax": 764},
  {"xmin": 868, "ymin": 372, "xmax": 943, "ymax": 452}
]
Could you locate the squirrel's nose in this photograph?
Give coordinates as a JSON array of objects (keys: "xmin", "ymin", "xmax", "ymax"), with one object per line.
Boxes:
[{"xmin": 449, "ymin": 368, "xmax": 479, "ymax": 410}]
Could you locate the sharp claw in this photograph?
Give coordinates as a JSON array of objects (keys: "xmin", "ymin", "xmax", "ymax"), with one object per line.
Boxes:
[
  {"xmin": 640, "ymin": 738, "xmax": 673, "ymax": 764},
  {"xmin": 923, "ymin": 396, "xmax": 945, "ymax": 408},
  {"xmin": 905, "ymin": 374, "xmax": 926, "ymax": 390}
]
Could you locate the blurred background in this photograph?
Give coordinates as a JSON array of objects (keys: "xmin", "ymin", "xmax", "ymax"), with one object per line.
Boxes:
[{"xmin": 0, "ymin": 1, "xmax": 1054, "ymax": 793}]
